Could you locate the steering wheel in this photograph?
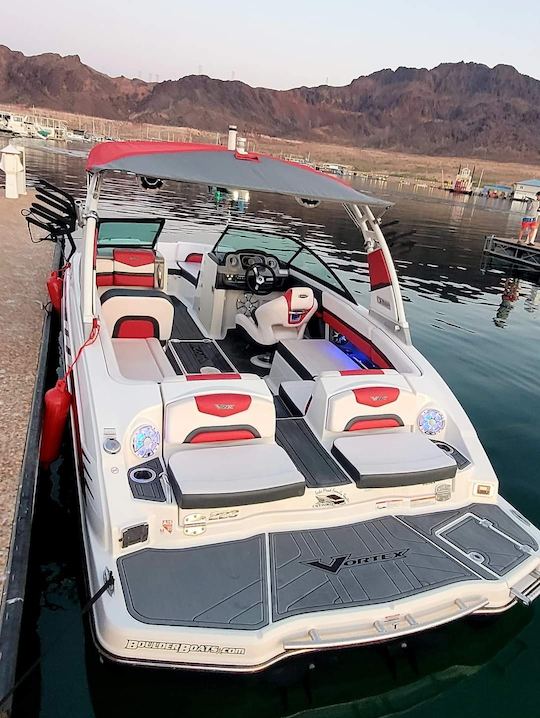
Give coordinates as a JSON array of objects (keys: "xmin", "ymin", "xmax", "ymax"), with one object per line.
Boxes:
[{"xmin": 245, "ymin": 263, "xmax": 277, "ymax": 295}]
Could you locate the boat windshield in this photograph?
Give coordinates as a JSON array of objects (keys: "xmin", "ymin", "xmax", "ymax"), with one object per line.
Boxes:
[
  {"xmin": 213, "ymin": 227, "xmax": 353, "ymax": 300},
  {"xmin": 213, "ymin": 228, "xmax": 301, "ymax": 264},
  {"xmin": 97, "ymin": 218, "xmax": 164, "ymax": 249}
]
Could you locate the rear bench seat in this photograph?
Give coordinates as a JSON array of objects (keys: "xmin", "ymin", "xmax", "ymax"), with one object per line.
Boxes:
[
  {"xmin": 332, "ymin": 433, "xmax": 457, "ymax": 488},
  {"xmin": 306, "ymin": 370, "xmax": 458, "ymax": 488},
  {"xmin": 161, "ymin": 374, "xmax": 305, "ymax": 507}
]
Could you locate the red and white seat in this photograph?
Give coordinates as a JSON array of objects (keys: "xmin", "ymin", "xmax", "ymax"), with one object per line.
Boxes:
[
  {"xmin": 305, "ymin": 369, "xmax": 418, "ymax": 444},
  {"xmin": 96, "ymin": 248, "xmax": 167, "ymax": 289},
  {"xmin": 112, "ymin": 248, "xmax": 156, "ymax": 287},
  {"xmin": 99, "ymin": 287, "xmax": 174, "ymax": 340},
  {"xmin": 97, "ymin": 247, "xmax": 174, "ymax": 342},
  {"xmin": 162, "ymin": 373, "xmax": 276, "ymax": 451},
  {"xmin": 161, "ymin": 374, "xmax": 306, "ymax": 507},
  {"xmin": 303, "ymin": 369, "xmax": 457, "ymax": 488},
  {"xmin": 235, "ymin": 287, "xmax": 317, "ymax": 346}
]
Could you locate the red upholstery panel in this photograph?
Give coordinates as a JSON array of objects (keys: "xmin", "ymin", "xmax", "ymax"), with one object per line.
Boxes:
[
  {"xmin": 195, "ymin": 394, "xmax": 252, "ymax": 417},
  {"xmin": 347, "ymin": 417, "xmax": 402, "ymax": 431},
  {"xmin": 353, "ymin": 387, "xmax": 400, "ymax": 407},
  {"xmin": 186, "ymin": 373, "xmax": 241, "ymax": 381},
  {"xmin": 189, "ymin": 429, "xmax": 257, "ymax": 444},
  {"xmin": 115, "ymin": 318, "xmax": 157, "ymax": 339},
  {"xmin": 186, "ymin": 253, "xmax": 203, "ymax": 263},
  {"xmin": 113, "ymin": 248, "xmax": 155, "ymax": 287},
  {"xmin": 113, "ymin": 248, "xmax": 155, "ymax": 267},
  {"xmin": 114, "ymin": 273, "xmax": 154, "ymax": 287},
  {"xmin": 96, "ymin": 273, "xmax": 114, "ymax": 287}
]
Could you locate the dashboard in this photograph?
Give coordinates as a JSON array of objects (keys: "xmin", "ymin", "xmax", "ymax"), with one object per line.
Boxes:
[{"xmin": 214, "ymin": 251, "xmax": 288, "ymax": 290}]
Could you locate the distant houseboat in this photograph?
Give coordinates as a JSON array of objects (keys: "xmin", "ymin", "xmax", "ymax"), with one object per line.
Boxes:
[
  {"xmin": 449, "ymin": 165, "xmax": 475, "ymax": 195},
  {"xmin": 512, "ymin": 179, "xmax": 540, "ymax": 201}
]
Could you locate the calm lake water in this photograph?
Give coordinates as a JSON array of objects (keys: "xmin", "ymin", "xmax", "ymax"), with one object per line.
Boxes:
[{"xmin": 11, "ymin": 139, "xmax": 540, "ymax": 718}]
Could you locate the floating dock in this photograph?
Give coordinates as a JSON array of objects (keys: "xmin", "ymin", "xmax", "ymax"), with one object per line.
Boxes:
[{"xmin": 483, "ymin": 235, "xmax": 540, "ymax": 270}]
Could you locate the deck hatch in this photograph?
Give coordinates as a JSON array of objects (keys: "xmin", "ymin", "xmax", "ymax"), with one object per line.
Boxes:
[{"xmin": 400, "ymin": 503, "xmax": 537, "ymax": 578}]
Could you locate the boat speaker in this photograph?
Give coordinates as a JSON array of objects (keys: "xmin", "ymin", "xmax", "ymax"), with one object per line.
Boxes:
[{"xmin": 140, "ymin": 176, "xmax": 163, "ymax": 190}]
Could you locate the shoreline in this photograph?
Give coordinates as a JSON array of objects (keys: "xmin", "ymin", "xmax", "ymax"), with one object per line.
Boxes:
[{"xmin": 2, "ymin": 102, "xmax": 540, "ymax": 186}]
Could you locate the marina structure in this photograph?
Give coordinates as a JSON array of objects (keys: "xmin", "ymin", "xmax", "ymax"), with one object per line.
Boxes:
[
  {"xmin": 512, "ymin": 179, "xmax": 540, "ymax": 201},
  {"xmin": 0, "ymin": 108, "xmax": 68, "ymax": 140},
  {"xmin": 483, "ymin": 235, "xmax": 540, "ymax": 270}
]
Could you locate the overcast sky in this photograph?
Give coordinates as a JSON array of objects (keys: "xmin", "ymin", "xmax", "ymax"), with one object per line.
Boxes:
[{"xmin": 3, "ymin": 0, "xmax": 538, "ymax": 89}]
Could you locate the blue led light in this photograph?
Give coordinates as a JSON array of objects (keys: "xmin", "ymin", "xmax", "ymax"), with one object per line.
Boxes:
[
  {"xmin": 131, "ymin": 425, "xmax": 160, "ymax": 459},
  {"xmin": 418, "ymin": 409, "xmax": 445, "ymax": 436}
]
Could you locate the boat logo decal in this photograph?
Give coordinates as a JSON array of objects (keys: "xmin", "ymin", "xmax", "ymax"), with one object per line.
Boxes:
[
  {"xmin": 376, "ymin": 295, "xmax": 391, "ymax": 310},
  {"xmin": 125, "ymin": 640, "xmax": 245, "ymax": 655},
  {"xmin": 302, "ymin": 549, "xmax": 409, "ymax": 574},
  {"xmin": 313, "ymin": 489, "xmax": 349, "ymax": 508},
  {"xmin": 160, "ymin": 519, "xmax": 173, "ymax": 534},
  {"xmin": 435, "ymin": 484, "xmax": 452, "ymax": 501},
  {"xmin": 208, "ymin": 509, "xmax": 239, "ymax": 521}
]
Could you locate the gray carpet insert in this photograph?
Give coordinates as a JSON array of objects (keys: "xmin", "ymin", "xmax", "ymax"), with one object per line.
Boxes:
[
  {"xmin": 269, "ymin": 516, "xmax": 477, "ymax": 621},
  {"xmin": 118, "ymin": 535, "xmax": 268, "ymax": 629}
]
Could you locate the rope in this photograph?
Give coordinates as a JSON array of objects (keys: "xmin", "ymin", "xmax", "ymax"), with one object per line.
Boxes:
[
  {"xmin": 64, "ymin": 317, "xmax": 100, "ymax": 381},
  {"xmin": 0, "ymin": 571, "xmax": 114, "ymax": 710},
  {"xmin": 81, "ymin": 571, "xmax": 115, "ymax": 615}
]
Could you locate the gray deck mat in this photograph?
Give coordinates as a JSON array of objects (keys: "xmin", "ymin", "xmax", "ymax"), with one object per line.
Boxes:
[
  {"xmin": 171, "ymin": 296, "xmax": 204, "ymax": 340},
  {"xmin": 117, "ymin": 535, "xmax": 268, "ymax": 629},
  {"xmin": 269, "ymin": 516, "xmax": 478, "ymax": 621},
  {"xmin": 117, "ymin": 505, "xmax": 537, "ymax": 629},
  {"xmin": 276, "ymin": 419, "xmax": 351, "ymax": 487},
  {"xmin": 400, "ymin": 503, "xmax": 538, "ymax": 578},
  {"xmin": 170, "ymin": 340, "xmax": 234, "ymax": 373}
]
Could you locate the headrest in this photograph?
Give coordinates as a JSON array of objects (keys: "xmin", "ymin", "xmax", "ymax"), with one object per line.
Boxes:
[
  {"xmin": 99, "ymin": 287, "xmax": 174, "ymax": 340},
  {"xmin": 113, "ymin": 248, "xmax": 155, "ymax": 267},
  {"xmin": 163, "ymin": 376, "xmax": 276, "ymax": 449},
  {"xmin": 113, "ymin": 248, "xmax": 155, "ymax": 288},
  {"xmin": 285, "ymin": 287, "xmax": 314, "ymax": 311}
]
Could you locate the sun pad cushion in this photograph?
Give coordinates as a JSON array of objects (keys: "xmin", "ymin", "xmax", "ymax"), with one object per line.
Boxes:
[
  {"xmin": 332, "ymin": 433, "xmax": 457, "ymax": 488},
  {"xmin": 168, "ymin": 443, "xmax": 305, "ymax": 507}
]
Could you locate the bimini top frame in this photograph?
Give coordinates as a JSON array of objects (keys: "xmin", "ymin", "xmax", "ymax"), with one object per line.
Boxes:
[
  {"xmin": 85, "ymin": 141, "xmax": 388, "ymax": 206},
  {"xmin": 80, "ymin": 142, "xmax": 409, "ymax": 342}
]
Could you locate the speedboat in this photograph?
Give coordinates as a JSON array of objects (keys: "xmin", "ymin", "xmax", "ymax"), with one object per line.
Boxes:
[{"xmin": 49, "ymin": 138, "xmax": 540, "ymax": 672}]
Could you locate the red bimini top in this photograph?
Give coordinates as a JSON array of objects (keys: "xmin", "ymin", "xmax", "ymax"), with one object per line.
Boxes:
[{"xmin": 86, "ymin": 141, "xmax": 387, "ymax": 206}]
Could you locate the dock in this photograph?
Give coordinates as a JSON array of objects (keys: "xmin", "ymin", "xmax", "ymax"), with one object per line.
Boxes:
[
  {"xmin": 0, "ymin": 193, "xmax": 53, "ymax": 715},
  {"xmin": 483, "ymin": 235, "xmax": 540, "ymax": 270}
]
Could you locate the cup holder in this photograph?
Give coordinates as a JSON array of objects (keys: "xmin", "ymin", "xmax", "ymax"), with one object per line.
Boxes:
[
  {"xmin": 436, "ymin": 442, "xmax": 454, "ymax": 454},
  {"xmin": 129, "ymin": 467, "xmax": 156, "ymax": 484}
]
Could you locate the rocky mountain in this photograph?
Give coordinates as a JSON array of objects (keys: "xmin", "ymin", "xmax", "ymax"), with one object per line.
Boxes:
[{"xmin": 1, "ymin": 45, "xmax": 539, "ymax": 160}]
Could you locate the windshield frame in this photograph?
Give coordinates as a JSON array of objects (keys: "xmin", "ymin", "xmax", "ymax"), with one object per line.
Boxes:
[
  {"xmin": 96, "ymin": 217, "xmax": 165, "ymax": 249},
  {"xmin": 211, "ymin": 226, "xmax": 355, "ymax": 302}
]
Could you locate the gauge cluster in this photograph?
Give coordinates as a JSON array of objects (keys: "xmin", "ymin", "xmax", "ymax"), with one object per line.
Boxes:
[{"xmin": 216, "ymin": 252, "xmax": 286, "ymax": 290}]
